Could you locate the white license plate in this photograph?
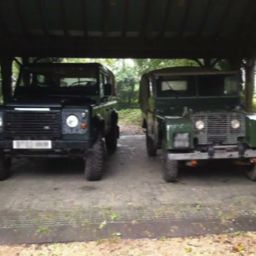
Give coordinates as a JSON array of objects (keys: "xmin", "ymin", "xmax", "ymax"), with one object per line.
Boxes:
[{"xmin": 13, "ymin": 140, "xmax": 52, "ymax": 149}]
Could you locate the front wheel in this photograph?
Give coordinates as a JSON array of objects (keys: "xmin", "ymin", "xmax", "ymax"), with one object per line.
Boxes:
[
  {"xmin": 245, "ymin": 163, "xmax": 256, "ymax": 181},
  {"xmin": 84, "ymin": 137, "xmax": 105, "ymax": 181},
  {"xmin": 105, "ymin": 125, "xmax": 118, "ymax": 151},
  {"xmin": 0, "ymin": 151, "xmax": 12, "ymax": 181},
  {"xmin": 162, "ymin": 149, "xmax": 178, "ymax": 182}
]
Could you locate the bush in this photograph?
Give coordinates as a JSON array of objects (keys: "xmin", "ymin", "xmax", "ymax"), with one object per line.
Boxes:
[{"xmin": 118, "ymin": 109, "xmax": 142, "ymax": 126}]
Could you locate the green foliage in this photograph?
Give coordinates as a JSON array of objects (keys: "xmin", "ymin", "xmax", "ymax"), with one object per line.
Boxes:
[
  {"xmin": 115, "ymin": 67, "xmax": 139, "ymax": 106},
  {"xmin": 118, "ymin": 109, "xmax": 142, "ymax": 125}
]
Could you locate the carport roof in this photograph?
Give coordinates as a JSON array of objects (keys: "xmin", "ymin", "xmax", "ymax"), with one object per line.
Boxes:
[{"xmin": 0, "ymin": 0, "xmax": 256, "ymax": 58}]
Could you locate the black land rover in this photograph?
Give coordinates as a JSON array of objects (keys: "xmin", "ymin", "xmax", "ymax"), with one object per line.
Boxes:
[{"xmin": 0, "ymin": 63, "xmax": 119, "ymax": 181}]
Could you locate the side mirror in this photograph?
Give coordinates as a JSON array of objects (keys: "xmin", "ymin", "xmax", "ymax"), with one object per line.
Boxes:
[{"xmin": 104, "ymin": 83, "xmax": 112, "ymax": 96}]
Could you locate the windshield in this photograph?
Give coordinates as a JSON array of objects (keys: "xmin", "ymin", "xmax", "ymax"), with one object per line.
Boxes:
[
  {"xmin": 15, "ymin": 66, "xmax": 99, "ymax": 97},
  {"xmin": 156, "ymin": 74, "xmax": 239, "ymax": 98}
]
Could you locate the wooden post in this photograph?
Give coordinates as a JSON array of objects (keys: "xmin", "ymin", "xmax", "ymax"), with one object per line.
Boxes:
[
  {"xmin": 0, "ymin": 56, "xmax": 13, "ymax": 103},
  {"xmin": 244, "ymin": 59, "xmax": 255, "ymax": 112}
]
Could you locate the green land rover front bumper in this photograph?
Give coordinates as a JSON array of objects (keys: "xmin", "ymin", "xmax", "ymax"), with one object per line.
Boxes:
[{"xmin": 168, "ymin": 149, "xmax": 256, "ymax": 161}]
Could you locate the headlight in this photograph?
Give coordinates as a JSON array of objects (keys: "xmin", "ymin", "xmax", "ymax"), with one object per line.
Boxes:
[
  {"xmin": 195, "ymin": 120, "xmax": 204, "ymax": 130},
  {"xmin": 231, "ymin": 119, "xmax": 240, "ymax": 129},
  {"xmin": 0, "ymin": 116, "xmax": 3, "ymax": 127},
  {"xmin": 66, "ymin": 115, "xmax": 79, "ymax": 128},
  {"xmin": 173, "ymin": 133, "xmax": 190, "ymax": 148}
]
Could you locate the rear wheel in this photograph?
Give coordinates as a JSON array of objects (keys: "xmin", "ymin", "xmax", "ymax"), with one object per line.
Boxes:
[
  {"xmin": 84, "ymin": 137, "xmax": 105, "ymax": 181},
  {"xmin": 245, "ymin": 163, "xmax": 256, "ymax": 181},
  {"xmin": 0, "ymin": 151, "xmax": 12, "ymax": 181},
  {"xmin": 162, "ymin": 147, "xmax": 178, "ymax": 182},
  {"xmin": 146, "ymin": 130, "xmax": 157, "ymax": 157}
]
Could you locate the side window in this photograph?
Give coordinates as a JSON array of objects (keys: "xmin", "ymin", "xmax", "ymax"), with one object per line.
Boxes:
[
  {"xmin": 99, "ymin": 73, "xmax": 105, "ymax": 97},
  {"xmin": 149, "ymin": 79, "xmax": 153, "ymax": 97}
]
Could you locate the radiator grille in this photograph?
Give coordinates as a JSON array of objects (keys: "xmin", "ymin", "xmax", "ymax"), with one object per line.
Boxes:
[
  {"xmin": 191, "ymin": 112, "xmax": 245, "ymax": 145},
  {"xmin": 4, "ymin": 110, "xmax": 61, "ymax": 139}
]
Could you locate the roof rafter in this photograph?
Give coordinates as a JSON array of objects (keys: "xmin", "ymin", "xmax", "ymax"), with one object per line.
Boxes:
[
  {"xmin": 197, "ymin": 0, "xmax": 215, "ymax": 37},
  {"xmin": 235, "ymin": 0, "xmax": 253, "ymax": 37},
  {"xmin": 37, "ymin": 0, "xmax": 49, "ymax": 36},
  {"xmin": 81, "ymin": 0, "xmax": 88, "ymax": 37},
  {"xmin": 159, "ymin": 0, "xmax": 173, "ymax": 38},
  {"xmin": 140, "ymin": 0, "xmax": 152, "ymax": 37},
  {"xmin": 215, "ymin": 0, "xmax": 235, "ymax": 38},
  {"xmin": 102, "ymin": 0, "xmax": 110, "ymax": 38},
  {"xmin": 15, "ymin": 0, "xmax": 28, "ymax": 35},
  {"xmin": 122, "ymin": 0, "xmax": 129, "ymax": 37},
  {"xmin": 178, "ymin": 0, "xmax": 193, "ymax": 37},
  {"xmin": 59, "ymin": 0, "xmax": 69, "ymax": 36},
  {"xmin": 0, "ymin": 1, "xmax": 10, "ymax": 42}
]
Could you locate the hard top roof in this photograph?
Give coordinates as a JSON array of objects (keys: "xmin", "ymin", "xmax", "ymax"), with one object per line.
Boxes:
[{"xmin": 142, "ymin": 66, "xmax": 238, "ymax": 77}]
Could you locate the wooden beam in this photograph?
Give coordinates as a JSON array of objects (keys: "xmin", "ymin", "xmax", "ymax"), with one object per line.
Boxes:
[
  {"xmin": 159, "ymin": 0, "xmax": 173, "ymax": 38},
  {"xmin": 59, "ymin": 0, "xmax": 69, "ymax": 36},
  {"xmin": 178, "ymin": 0, "xmax": 193, "ymax": 37},
  {"xmin": 37, "ymin": 0, "xmax": 49, "ymax": 36},
  {"xmin": 81, "ymin": 0, "xmax": 88, "ymax": 37},
  {"xmin": 122, "ymin": 0, "xmax": 129, "ymax": 37},
  {"xmin": 102, "ymin": 0, "xmax": 110, "ymax": 38},
  {"xmin": 140, "ymin": 0, "xmax": 152, "ymax": 37},
  {"xmin": 197, "ymin": 0, "xmax": 215, "ymax": 37},
  {"xmin": 215, "ymin": 0, "xmax": 235, "ymax": 38}
]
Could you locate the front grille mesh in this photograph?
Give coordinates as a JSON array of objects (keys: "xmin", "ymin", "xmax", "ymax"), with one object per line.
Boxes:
[
  {"xmin": 191, "ymin": 112, "xmax": 245, "ymax": 145},
  {"xmin": 4, "ymin": 110, "xmax": 61, "ymax": 139}
]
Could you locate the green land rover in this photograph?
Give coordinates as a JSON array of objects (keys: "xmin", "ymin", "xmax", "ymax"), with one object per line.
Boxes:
[
  {"xmin": 139, "ymin": 67, "xmax": 256, "ymax": 182},
  {"xmin": 0, "ymin": 63, "xmax": 119, "ymax": 181}
]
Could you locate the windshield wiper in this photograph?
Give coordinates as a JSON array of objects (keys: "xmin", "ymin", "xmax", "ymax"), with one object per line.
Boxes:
[{"xmin": 166, "ymin": 82, "xmax": 179, "ymax": 99}]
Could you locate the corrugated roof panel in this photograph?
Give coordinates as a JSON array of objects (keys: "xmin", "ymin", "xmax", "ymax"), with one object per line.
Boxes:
[
  {"xmin": 164, "ymin": 0, "xmax": 190, "ymax": 37},
  {"xmin": 184, "ymin": 0, "xmax": 209, "ymax": 37},
  {"xmin": 1, "ymin": 0, "xmax": 22, "ymax": 34},
  {"xmin": 126, "ymin": 0, "xmax": 145, "ymax": 36},
  {"xmin": 87, "ymin": 0, "xmax": 103, "ymax": 36},
  {"xmin": 0, "ymin": 0, "xmax": 255, "ymax": 58}
]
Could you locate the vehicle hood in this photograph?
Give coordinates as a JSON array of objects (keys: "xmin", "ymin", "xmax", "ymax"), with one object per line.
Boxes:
[
  {"xmin": 156, "ymin": 97, "xmax": 242, "ymax": 117},
  {"xmin": 4, "ymin": 96, "xmax": 96, "ymax": 108}
]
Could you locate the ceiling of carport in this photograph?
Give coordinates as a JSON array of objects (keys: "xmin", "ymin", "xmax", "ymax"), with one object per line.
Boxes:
[{"xmin": 0, "ymin": 0, "xmax": 256, "ymax": 58}]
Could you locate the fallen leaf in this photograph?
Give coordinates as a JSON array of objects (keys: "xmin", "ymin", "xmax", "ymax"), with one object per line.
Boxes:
[
  {"xmin": 113, "ymin": 232, "xmax": 122, "ymax": 236},
  {"xmin": 185, "ymin": 247, "xmax": 192, "ymax": 252},
  {"xmin": 99, "ymin": 220, "xmax": 107, "ymax": 229},
  {"xmin": 233, "ymin": 245, "xmax": 244, "ymax": 252}
]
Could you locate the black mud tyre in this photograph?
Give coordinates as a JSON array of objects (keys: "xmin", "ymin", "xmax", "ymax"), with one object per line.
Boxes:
[
  {"xmin": 84, "ymin": 137, "xmax": 105, "ymax": 181},
  {"xmin": 105, "ymin": 125, "xmax": 118, "ymax": 151},
  {"xmin": 146, "ymin": 130, "xmax": 157, "ymax": 157},
  {"xmin": 245, "ymin": 163, "xmax": 256, "ymax": 181},
  {"xmin": 162, "ymin": 149, "xmax": 178, "ymax": 182},
  {"xmin": 0, "ymin": 152, "xmax": 12, "ymax": 181}
]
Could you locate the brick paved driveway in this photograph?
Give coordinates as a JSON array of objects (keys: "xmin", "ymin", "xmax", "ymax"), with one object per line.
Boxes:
[{"xmin": 1, "ymin": 135, "xmax": 256, "ymax": 243}]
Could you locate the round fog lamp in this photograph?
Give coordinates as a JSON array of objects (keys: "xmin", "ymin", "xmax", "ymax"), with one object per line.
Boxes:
[
  {"xmin": 66, "ymin": 115, "xmax": 79, "ymax": 128},
  {"xmin": 195, "ymin": 120, "xmax": 204, "ymax": 130},
  {"xmin": 231, "ymin": 119, "xmax": 240, "ymax": 129}
]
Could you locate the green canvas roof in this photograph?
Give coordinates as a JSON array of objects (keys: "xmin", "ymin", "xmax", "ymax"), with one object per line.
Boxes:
[{"xmin": 0, "ymin": 0, "xmax": 255, "ymax": 58}]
